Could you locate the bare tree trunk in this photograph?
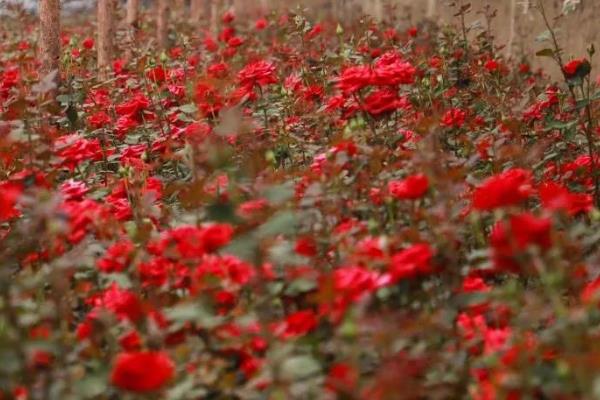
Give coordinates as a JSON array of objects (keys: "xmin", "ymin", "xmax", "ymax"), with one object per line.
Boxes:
[
  {"xmin": 126, "ymin": 0, "xmax": 140, "ymax": 27},
  {"xmin": 124, "ymin": 0, "xmax": 140, "ymax": 60},
  {"xmin": 98, "ymin": 0, "xmax": 115, "ymax": 78},
  {"xmin": 234, "ymin": 0, "xmax": 245, "ymax": 17},
  {"xmin": 175, "ymin": 0, "xmax": 186, "ymax": 21},
  {"xmin": 427, "ymin": 0, "xmax": 436, "ymax": 18},
  {"xmin": 260, "ymin": 0, "xmax": 268, "ymax": 14},
  {"xmin": 373, "ymin": 0, "xmax": 384, "ymax": 21},
  {"xmin": 39, "ymin": 0, "xmax": 61, "ymax": 86},
  {"xmin": 157, "ymin": 0, "xmax": 170, "ymax": 50},
  {"xmin": 506, "ymin": 0, "xmax": 517, "ymax": 58},
  {"xmin": 210, "ymin": 0, "xmax": 219, "ymax": 35},
  {"xmin": 191, "ymin": 0, "xmax": 203, "ymax": 24}
]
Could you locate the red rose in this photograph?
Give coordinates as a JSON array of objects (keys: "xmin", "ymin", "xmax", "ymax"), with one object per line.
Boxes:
[
  {"xmin": 472, "ymin": 168, "xmax": 533, "ymax": 211},
  {"xmin": 255, "ymin": 18, "xmax": 268, "ymax": 30},
  {"xmin": 484, "ymin": 59, "xmax": 499, "ymax": 72},
  {"xmin": 111, "ymin": 351, "xmax": 175, "ymax": 392},
  {"xmin": 237, "ymin": 60, "xmax": 277, "ymax": 88},
  {"xmin": 82, "ymin": 37, "xmax": 94, "ymax": 50},
  {"xmin": 388, "ymin": 174, "xmax": 429, "ymax": 200},
  {"xmin": 441, "ymin": 108, "xmax": 467, "ymax": 128},
  {"xmin": 389, "ymin": 243, "xmax": 434, "ymax": 282},
  {"xmin": 563, "ymin": 58, "xmax": 590, "ymax": 78}
]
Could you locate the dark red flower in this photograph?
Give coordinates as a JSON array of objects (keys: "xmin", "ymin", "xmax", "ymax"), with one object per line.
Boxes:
[
  {"xmin": 111, "ymin": 351, "xmax": 174, "ymax": 392},
  {"xmin": 563, "ymin": 58, "xmax": 590, "ymax": 78},
  {"xmin": 441, "ymin": 108, "xmax": 467, "ymax": 128},
  {"xmin": 372, "ymin": 52, "xmax": 416, "ymax": 86},
  {"xmin": 255, "ymin": 18, "xmax": 268, "ymax": 30},
  {"xmin": 389, "ymin": 243, "xmax": 434, "ymax": 282},
  {"xmin": 388, "ymin": 174, "xmax": 429, "ymax": 200},
  {"xmin": 490, "ymin": 213, "xmax": 552, "ymax": 272},
  {"xmin": 237, "ymin": 60, "xmax": 277, "ymax": 88},
  {"xmin": 82, "ymin": 37, "xmax": 94, "ymax": 50},
  {"xmin": 279, "ymin": 310, "xmax": 318, "ymax": 338},
  {"xmin": 472, "ymin": 168, "xmax": 533, "ymax": 211},
  {"xmin": 336, "ymin": 65, "xmax": 373, "ymax": 94},
  {"xmin": 362, "ymin": 89, "xmax": 411, "ymax": 116},
  {"xmin": 539, "ymin": 181, "xmax": 592, "ymax": 216},
  {"xmin": 0, "ymin": 181, "xmax": 22, "ymax": 222}
]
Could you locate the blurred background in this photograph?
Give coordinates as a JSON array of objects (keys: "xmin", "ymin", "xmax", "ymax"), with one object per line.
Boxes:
[{"xmin": 1, "ymin": 0, "xmax": 598, "ymax": 77}]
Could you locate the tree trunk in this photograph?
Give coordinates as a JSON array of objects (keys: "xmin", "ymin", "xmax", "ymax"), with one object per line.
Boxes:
[
  {"xmin": 210, "ymin": 0, "xmax": 219, "ymax": 35},
  {"xmin": 373, "ymin": 0, "xmax": 384, "ymax": 21},
  {"xmin": 260, "ymin": 0, "xmax": 268, "ymax": 14},
  {"xmin": 39, "ymin": 0, "xmax": 61, "ymax": 86},
  {"xmin": 126, "ymin": 0, "xmax": 140, "ymax": 27},
  {"xmin": 427, "ymin": 0, "xmax": 436, "ymax": 18},
  {"xmin": 157, "ymin": 0, "xmax": 170, "ymax": 50},
  {"xmin": 98, "ymin": 0, "xmax": 115, "ymax": 78},
  {"xmin": 506, "ymin": 0, "xmax": 517, "ymax": 58},
  {"xmin": 175, "ymin": 0, "xmax": 186, "ymax": 21},
  {"xmin": 125, "ymin": 0, "xmax": 140, "ymax": 60},
  {"xmin": 190, "ymin": 0, "xmax": 204, "ymax": 24}
]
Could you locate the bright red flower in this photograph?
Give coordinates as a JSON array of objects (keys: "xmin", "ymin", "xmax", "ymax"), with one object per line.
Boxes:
[
  {"xmin": 389, "ymin": 243, "xmax": 434, "ymax": 282},
  {"xmin": 207, "ymin": 62, "xmax": 229, "ymax": 79},
  {"xmin": 388, "ymin": 174, "xmax": 429, "ymax": 200},
  {"xmin": 490, "ymin": 213, "xmax": 552, "ymax": 272},
  {"xmin": 111, "ymin": 351, "xmax": 174, "ymax": 392},
  {"xmin": 563, "ymin": 58, "xmax": 589, "ymax": 78},
  {"xmin": 82, "ymin": 37, "xmax": 94, "ymax": 50},
  {"xmin": 441, "ymin": 108, "xmax": 466, "ymax": 128},
  {"xmin": 86, "ymin": 111, "xmax": 111, "ymax": 129},
  {"xmin": 138, "ymin": 257, "xmax": 172, "ymax": 287},
  {"xmin": 484, "ymin": 59, "xmax": 499, "ymax": 72},
  {"xmin": 237, "ymin": 60, "xmax": 277, "ymax": 88},
  {"xmin": 306, "ymin": 24, "xmax": 323, "ymax": 40},
  {"xmin": 146, "ymin": 66, "xmax": 166, "ymax": 83},
  {"xmin": 326, "ymin": 363, "xmax": 358, "ymax": 392},
  {"xmin": 279, "ymin": 310, "xmax": 318, "ymax": 338},
  {"xmin": 200, "ymin": 223, "xmax": 234, "ymax": 252},
  {"xmin": 372, "ymin": 52, "xmax": 416, "ymax": 86},
  {"xmin": 95, "ymin": 284, "xmax": 144, "ymax": 322},
  {"xmin": 222, "ymin": 10, "xmax": 235, "ymax": 24},
  {"xmin": 336, "ymin": 65, "xmax": 373, "ymax": 93},
  {"xmin": 0, "ymin": 181, "xmax": 22, "ymax": 222},
  {"xmin": 60, "ymin": 179, "xmax": 89, "ymax": 201},
  {"xmin": 539, "ymin": 181, "xmax": 592, "ymax": 216},
  {"xmin": 472, "ymin": 168, "xmax": 533, "ymax": 211},
  {"xmin": 195, "ymin": 82, "xmax": 224, "ymax": 116},
  {"xmin": 295, "ymin": 236, "xmax": 317, "ymax": 257},
  {"xmin": 255, "ymin": 18, "xmax": 268, "ymax": 30},
  {"xmin": 362, "ymin": 89, "xmax": 411, "ymax": 116},
  {"xmin": 96, "ymin": 240, "xmax": 136, "ymax": 273},
  {"xmin": 582, "ymin": 277, "xmax": 600, "ymax": 304}
]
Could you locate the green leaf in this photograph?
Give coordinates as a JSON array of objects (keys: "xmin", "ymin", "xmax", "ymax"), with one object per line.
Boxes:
[
  {"xmin": 544, "ymin": 119, "xmax": 577, "ymax": 131},
  {"xmin": 535, "ymin": 48, "xmax": 555, "ymax": 58},
  {"xmin": 164, "ymin": 303, "xmax": 223, "ymax": 329},
  {"xmin": 262, "ymin": 182, "xmax": 294, "ymax": 205},
  {"xmin": 179, "ymin": 103, "xmax": 198, "ymax": 114},
  {"xmin": 222, "ymin": 233, "xmax": 259, "ymax": 262},
  {"xmin": 75, "ymin": 376, "xmax": 107, "ymax": 399},
  {"xmin": 281, "ymin": 355, "xmax": 322, "ymax": 381},
  {"xmin": 257, "ymin": 211, "xmax": 298, "ymax": 239},
  {"xmin": 206, "ymin": 201, "xmax": 240, "ymax": 223},
  {"xmin": 535, "ymin": 30, "xmax": 552, "ymax": 43}
]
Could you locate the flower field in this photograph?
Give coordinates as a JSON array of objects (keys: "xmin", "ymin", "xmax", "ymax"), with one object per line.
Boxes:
[{"xmin": 2, "ymin": 3, "xmax": 600, "ymax": 399}]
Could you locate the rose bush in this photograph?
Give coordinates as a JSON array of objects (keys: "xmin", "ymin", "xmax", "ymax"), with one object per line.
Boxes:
[{"xmin": 2, "ymin": 4, "xmax": 600, "ymax": 400}]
